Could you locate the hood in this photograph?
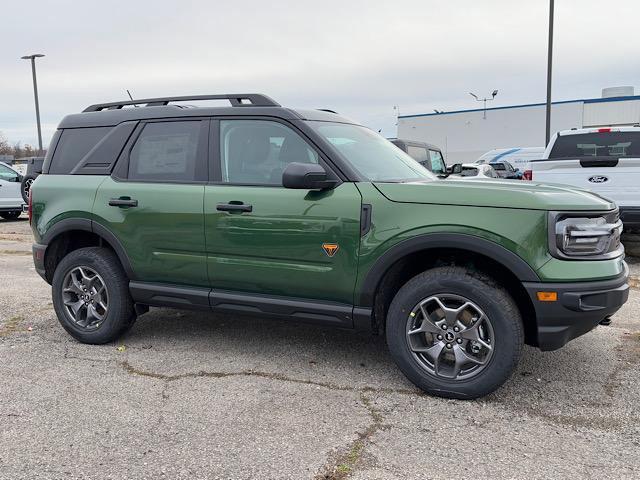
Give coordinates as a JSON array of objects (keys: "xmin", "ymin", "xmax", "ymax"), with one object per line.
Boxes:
[{"xmin": 373, "ymin": 179, "xmax": 616, "ymax": 211}]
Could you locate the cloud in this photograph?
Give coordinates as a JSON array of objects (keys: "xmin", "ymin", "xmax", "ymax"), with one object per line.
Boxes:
[{"xmin": 1, "ymin": 0, "xmax": 637, "ymax": 146}]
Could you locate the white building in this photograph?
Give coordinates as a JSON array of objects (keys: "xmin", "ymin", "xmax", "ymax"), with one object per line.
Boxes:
[{"xmin": 397, "ymin": 87, "xmax": 640, "ymax": 163}]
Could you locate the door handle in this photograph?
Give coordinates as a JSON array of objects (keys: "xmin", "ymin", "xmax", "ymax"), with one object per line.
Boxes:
[
  {"xmin": 216, "ymin": 202, "xmax": 252, "ymax": 213},
  {"xmin": 109, "ymin": 197, "xmax": 138, "ymax": 208}
]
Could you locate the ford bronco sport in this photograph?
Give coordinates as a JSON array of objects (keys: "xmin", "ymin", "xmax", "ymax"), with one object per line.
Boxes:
[{"xmin": 30, "ymin": 94, "xmax": 630, "ymax": 399}]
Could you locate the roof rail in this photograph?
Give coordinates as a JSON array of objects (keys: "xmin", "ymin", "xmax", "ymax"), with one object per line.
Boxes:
[{"xmin": 83, "ymin": 93, "xmax": 280, "ymax": 112}]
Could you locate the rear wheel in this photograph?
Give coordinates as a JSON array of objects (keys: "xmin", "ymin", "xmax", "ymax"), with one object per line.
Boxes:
[
  {"xmin": 52, "ymin": 247, "xmax": 136, "ymax": 344},
  {"xmin": 21, "ymin": 175, "xmax": 36, "ymax": 203},
  {"xmin": 386, "ymin": 266, "xmax": 524, "ymax": 399},
  {"xmin": 0, "ymin": 211, "xmax": 21, "ymax": 220}
]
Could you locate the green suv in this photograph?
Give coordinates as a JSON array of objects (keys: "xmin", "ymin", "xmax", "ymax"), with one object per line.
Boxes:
[{"xmin": 30, "ymin": 94, "xmax": 629, "ymax": 399}]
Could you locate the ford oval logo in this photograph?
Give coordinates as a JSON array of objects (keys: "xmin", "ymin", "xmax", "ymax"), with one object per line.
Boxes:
[{"xmin": 588, "ymin": 175, "xmax": 609, "ymax": 183}]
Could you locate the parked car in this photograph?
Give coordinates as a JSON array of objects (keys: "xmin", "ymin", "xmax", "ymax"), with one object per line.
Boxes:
[
  {"xmin": 476, "ymin": 147, "xmax": 545, "ymax": 176},
  {"xmin": 29, "ymin": 93, "xmax": 629, "ymax": 399},
  {"xmin": 0, "ymin": 161, "xmax": 26, "ymax": 220},
  {"xmin": 390, "ymin": 139, "xmax": 447, "ymax": 175},
  {"xmin": 17, "ymin": 157, "xmax": 45, "ymax": 202},
  {"xmin": 488, "ymin": 160, "xmax": 521, "ymax": 179},
  {"xmin": 448, "ymin": 163, "xmax": 500, "ymax": 179},
  {"xmin": 531, "ymin": 126, "xmax": 640, "ymax": 231}
]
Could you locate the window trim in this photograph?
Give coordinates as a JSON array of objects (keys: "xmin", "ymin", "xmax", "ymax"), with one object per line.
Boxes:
[
  {"xmin": 112, "ymin": 117, "xmax": 210, "ymax": 185},
  {"xmin": 208, "ymin": 116, "xmax": 342, "ymax": 188}
]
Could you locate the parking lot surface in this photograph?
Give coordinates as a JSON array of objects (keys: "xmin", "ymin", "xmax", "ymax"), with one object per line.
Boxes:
[{"xmin": 1, "ymin": 216, "xmax": 639, "ymax": 479}]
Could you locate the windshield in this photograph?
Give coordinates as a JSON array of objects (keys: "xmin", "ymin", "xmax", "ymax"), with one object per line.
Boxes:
[
  {"xmin": 309, "ymin": 122, "xmax": 436, "ymax": 182},
  {"xmin": 491, "ymin": 163, "xmax": 506, "ymax": 170}
]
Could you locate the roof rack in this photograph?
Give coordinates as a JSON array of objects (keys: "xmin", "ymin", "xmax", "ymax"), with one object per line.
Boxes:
[{"xmin": 83, "ymin": 93, "xmax": 280, "ymax": 112}]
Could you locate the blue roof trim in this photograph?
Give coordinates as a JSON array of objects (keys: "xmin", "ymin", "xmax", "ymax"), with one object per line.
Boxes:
[
  {"xmin": 490, "ymin": 148, "xmax": 521, "ymax": 162},
  {"xmin": 399, "ymin": 94, "xmax": 640, "ymax": 119}
]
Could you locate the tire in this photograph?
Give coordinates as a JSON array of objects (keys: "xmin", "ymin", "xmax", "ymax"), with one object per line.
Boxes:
[
  {"xmin": 52, "ymin": 247, "xmax": 136, "ymax": 344},
  {"xmin": 386, "ymin": 266, "xmax": 524, "ymax": 400},
  {"xmin": 622, "ymin": 233, "xmax": 640, "ymax": 258},
  {"xmin": 0, "ymin": 211, "xmax": 21, "ymax": 220},
  {"xmin": 21, "ymin": 175, "xmax": 36, "ymax": 203}
]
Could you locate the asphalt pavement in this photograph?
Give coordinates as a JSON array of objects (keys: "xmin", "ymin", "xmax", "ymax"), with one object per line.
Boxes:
[{"xmin": 1, "ymin": 217, "xmax": 639, "ymax": 479}]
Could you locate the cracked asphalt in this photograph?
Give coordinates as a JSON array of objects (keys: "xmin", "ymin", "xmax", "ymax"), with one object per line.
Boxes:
[{"xmin": 1, "ymin": 217, "xmax": 639, "ymax": 479}]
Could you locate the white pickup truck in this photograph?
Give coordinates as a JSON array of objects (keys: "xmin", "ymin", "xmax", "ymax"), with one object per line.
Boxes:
[
  {"xmin": 530, "ymin": 126, "xmax": 640, "ymax": 231},
  {"xmin": 0, "ymin": 162, "xmax": 26, "ymax": 220}
]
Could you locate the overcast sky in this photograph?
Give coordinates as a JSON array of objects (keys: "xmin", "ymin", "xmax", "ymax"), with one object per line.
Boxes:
[{"xmin": 1, "ymin": 0, "xmax": 638, "ymax": 148}]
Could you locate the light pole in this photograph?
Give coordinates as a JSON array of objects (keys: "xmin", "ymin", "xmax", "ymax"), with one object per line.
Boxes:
[
  {"xmin": 21, "ymin": 54, "xmax": 45, "ymax": 155},
  {"xmin": 469, "ymin": 90, "xmax": 498, "ymax": 119},
  {"xmin": 545, "ymin": 0, "xmax": 554, "ymax": 146}
]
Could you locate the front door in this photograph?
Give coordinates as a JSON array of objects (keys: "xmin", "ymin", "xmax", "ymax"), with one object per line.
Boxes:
[
  {"xmin": 93, "ymin": 119, "xmax": 209, "ymax": 287},
  {"xmin": 204, "ymin": 119, "xmax": 362, "ymax": 305},
  {"xmin": 0, "ymin": 163, "xmax": 23, "ymax": 208}
]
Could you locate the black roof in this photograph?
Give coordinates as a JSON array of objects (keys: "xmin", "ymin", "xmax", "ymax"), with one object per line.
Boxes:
[{"xmin": 59, "ymin": 93, "xmax": 358, "ymax": 128}]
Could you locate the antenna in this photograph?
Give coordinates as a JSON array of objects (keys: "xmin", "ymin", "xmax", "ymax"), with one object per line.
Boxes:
[{"xmin": 126, "ymin": 90, "xmax": 139, "ymax": 107}]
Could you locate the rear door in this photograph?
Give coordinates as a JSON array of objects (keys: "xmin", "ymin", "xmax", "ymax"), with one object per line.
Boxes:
[
  {"xmin": 204, "ymin": 118, "xmax": 362, "ymax": 306},
  {"xmin": 533, "ymin": 130, "xmax": 640, "ymax": 207},
  {"xmin": 0, "ymin": 163, "xmax": 23, "ymax": 208},
  {"xmin": 93, "ymin": 119, "xmax": 209, "ymax": 287}
]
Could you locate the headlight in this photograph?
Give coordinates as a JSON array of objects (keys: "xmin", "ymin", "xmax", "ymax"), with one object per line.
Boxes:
[{"xmin": 549, "ymin": 210, "xmax": 623, "ymax": 260}]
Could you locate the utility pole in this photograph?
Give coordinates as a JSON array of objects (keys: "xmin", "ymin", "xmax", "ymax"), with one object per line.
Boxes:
[
  {"xmin": 545, "ymin": 0, "xmax": 554, "ymax": 146},
  {"xmin": 21, "ymin": 54, "xmax": 45, "ymax": 154}
]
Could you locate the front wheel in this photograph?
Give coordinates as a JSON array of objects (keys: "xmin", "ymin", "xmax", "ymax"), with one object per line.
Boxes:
[
  {"xmin": 386, "ymin": 266, "xmax": 524, "ymax": 399},
  {"xmin": 52, "ymin": 247, "xmax": 136, "ymax": 344}
]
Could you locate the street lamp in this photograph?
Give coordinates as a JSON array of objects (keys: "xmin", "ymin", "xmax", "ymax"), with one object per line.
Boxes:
[
  {"xmin": 469, "ymin": 90, "xmax": 498, "ymax": 120},
  {"xmin": 21, "ymin": 53, "xmax": 45, "ymax": 155}
]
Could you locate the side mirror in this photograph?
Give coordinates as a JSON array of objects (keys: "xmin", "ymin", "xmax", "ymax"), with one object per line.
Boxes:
[
  {"xmin": 446, "ymin": 163, "xmax": 462, "ymax": 175},
  {"xmin": 282, "ymin": 163, "xmax": 337, "ymax": 190}
]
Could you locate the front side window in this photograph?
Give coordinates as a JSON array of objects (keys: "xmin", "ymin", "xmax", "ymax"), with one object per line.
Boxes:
[
  {"xmin": 429, "ymin": 150, "xmax": 445, "ymax": 175},
  {"xmin": 220, "ymin": 120, "xmax": 318, "ymax": 185},
  {"xmin": 406, "ymin": 146, "xmax": 429, "ymax": 163},
  {"xmin": 0, "ymin": 163, "xmax": 19, "ymax": 182},
  {"xmin": 128, "ymin": 121, "xmax": 204, "ymax": 182},
  {"xmin": 309, "ymin": 122, "xmax": 435, "ymax": 182}
]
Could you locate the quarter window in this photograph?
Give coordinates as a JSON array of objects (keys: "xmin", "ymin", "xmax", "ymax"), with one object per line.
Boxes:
[
  {"xmin": 49, "ymin": 127, "xmax": 111, "ymax": 174},
  {"xmin": 220, "ymin": 120, "xmax": 318, "ymax": 185},
  {"xmin": 128, "ymin": 121, "xmax": 204, "ymax": 182}
]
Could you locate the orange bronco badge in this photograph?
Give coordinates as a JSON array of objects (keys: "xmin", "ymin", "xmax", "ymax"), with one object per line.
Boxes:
[{"xmin": 322, "ymin": 243, "xmax": 339, "ymax": 257}]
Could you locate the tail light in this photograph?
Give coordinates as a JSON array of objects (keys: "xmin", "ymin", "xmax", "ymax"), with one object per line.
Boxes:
[
  {"xmin": 28, "ymin": 188, "xmax": 33, "ymax": 224},
  {"xmin": 523, "ymin": 169, "xmax": 533, "ymax": 181},
  {"xmin": 598, "ymin": 128, "xmax": 611, "ymax": 133}
]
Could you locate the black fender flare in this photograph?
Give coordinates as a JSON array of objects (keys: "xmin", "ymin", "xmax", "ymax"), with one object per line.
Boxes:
[
  {"xmin": 358, "ymin": 233, "xmax": 540, "ymax": 307},
  {"xmin": 40, "ymin": 218, "xmax": 136, "ymax": 280}
]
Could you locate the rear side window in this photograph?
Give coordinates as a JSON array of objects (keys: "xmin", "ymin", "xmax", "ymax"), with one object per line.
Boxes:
[
  {"xmin": 128, "ymin": 121, "xmax": 204, "ymax": 182},
  {"xmin": 550, "ymin": 132, "xmax": 640, "ymax": 159},
  {"xmin": 49, "ymin": 127, "xmax": 111, "ymax": 174}
]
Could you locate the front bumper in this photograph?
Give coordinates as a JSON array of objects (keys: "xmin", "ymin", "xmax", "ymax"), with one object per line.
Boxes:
[{"xmin": 523, "ymin": 263, "xmax": 629, "ymax": 351}]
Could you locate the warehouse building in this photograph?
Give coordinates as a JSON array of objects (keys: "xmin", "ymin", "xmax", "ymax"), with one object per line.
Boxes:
[{"xmin": 397, "ymin": 87, "xmax": 640, "ymax": 163}]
